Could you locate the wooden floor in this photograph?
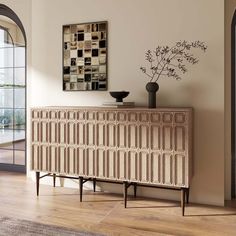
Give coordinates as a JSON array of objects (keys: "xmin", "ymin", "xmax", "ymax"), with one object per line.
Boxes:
[{"xmin": 0, "ymin": 172, "xmax": 236, "ymax": 236}]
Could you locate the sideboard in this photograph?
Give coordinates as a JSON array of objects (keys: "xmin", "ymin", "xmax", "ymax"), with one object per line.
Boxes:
[{"xmin": 31, "ymin": 106, "xmax": 193, "ymax": 216}]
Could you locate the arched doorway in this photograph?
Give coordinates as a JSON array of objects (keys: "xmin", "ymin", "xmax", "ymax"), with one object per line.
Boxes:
[{"xmin": 0, "ymin": 4, "xmax": 26, "ymax": 173}]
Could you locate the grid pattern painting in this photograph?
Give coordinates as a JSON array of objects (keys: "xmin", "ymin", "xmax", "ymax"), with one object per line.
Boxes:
[{"xmin": 63, "ymin": 21, "xmax": 107, "ymax": 91}]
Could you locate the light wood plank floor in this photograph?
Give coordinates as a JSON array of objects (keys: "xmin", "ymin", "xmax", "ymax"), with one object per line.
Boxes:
[{"xmin": 0, "ymin": 171, "xmax": 236, "ymax": 236}]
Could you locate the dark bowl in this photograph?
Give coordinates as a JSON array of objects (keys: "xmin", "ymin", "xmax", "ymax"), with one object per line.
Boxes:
[{"xmin": 109, "ymin": 91, "xmax": 130, "ymax": 102}]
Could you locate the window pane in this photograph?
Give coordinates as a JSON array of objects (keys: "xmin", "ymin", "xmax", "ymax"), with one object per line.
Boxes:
[
  {"xmin": 14, "ymin": 130, "xmax": 25, "ymax": 150},
  {"xmin": 14, "ymin": 68, "xmax": 25, "ymax": 86},
  {"xmin": 0, "ymin": 68, "xmax": 13, "ymax": 85},
  {"xmin": 0, "ymin": 29, "xmax": 6, "ymax": 48},
  {"xmin": 0, "ymin": 89, "xmax": 13, "ymax": 108},
  {"xmin": 14, "ymin": 47, "xmax": 25, "ymax": 67},
  {"xmin": 0, "ymin": 29, "xmax": 13, "ymax": 48},
  {"xmin": 0, "ymin": 129, "xmax": 13, "ymax": 149},
  {"xmin": 14, "ymin": 140, "xmax": 25, "ymax": 151},
  {"xmin": 14, "ymin": 150, "xmax": 25, "ymax": 165},
  {"xmin": 0, "ymin": 47, "xmax": 14, "ymax": 68},
  {"xmin": 0, "ymin": 109, "xmax": 13, "ymax": 129},
  {"xmin": 14, "ymin": 88, "xmax": 25, "ymax": 108},
  {"xmin": 14, "ymin": 109, "xmax": 25, "ymax": 129},
  {"xmin": 0, "ymin": 149, "xmax": 13, "ymax": 164}
]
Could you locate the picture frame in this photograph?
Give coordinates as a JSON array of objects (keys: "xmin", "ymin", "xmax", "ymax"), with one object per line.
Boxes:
[{"xmin": 62, "ymin": 21, "xmax": 108, "ymax": 91}]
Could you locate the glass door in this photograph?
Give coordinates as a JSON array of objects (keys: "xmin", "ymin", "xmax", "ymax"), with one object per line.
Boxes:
[{"xmin": 0, "ymin": 17, "xmax": 26, "ymax": 172}]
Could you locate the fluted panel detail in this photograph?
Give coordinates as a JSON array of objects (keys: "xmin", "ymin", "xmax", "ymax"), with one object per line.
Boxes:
[{"xmin": 31, "ymin": 107, "xmax": 193, "ymax": 188}]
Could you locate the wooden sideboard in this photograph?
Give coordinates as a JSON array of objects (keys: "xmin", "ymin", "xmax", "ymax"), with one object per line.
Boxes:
[{"xmin": 31, "ymin": 106, "xmax": 193, "ymax": 215}]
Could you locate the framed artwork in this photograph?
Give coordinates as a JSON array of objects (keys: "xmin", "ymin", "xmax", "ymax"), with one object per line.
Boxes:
[{"xmin": 62, "ymin": 21, "xmax": 107, "ymax": 91}]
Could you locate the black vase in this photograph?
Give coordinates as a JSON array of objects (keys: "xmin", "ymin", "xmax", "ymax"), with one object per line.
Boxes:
[{"xmin": 146, "ymin": 82, "xmax": 159, "ymax": 108}]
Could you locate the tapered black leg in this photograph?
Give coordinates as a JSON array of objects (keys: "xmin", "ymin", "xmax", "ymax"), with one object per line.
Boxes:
[
  {"xmin": 53, "ymin": 174, "xmax": 56, "ymax": 187},
  {"xmin": 181, "ymin": 188, "xmax": 186, "ymax": 216},
  {"xmin": 123, "ymin": 182, "xmax": 128, "ymax": 208},
  {"xmin": 79, "ymin": 177, "xmax": 83, "ymax": 202},
  {"xmin": 93, "ymin": 178, "xmax": 96, "ymax": 192},
  {"xmin": 36, "ymin": 172, "xmax": 40, "ymax": 196},
  {"xmin": 186, "ymin": 188, "xmax": 189, "ymax": 204},
  {"xmin": 134, "ymin": 183, "xmax": 137, "ymax": 198}
]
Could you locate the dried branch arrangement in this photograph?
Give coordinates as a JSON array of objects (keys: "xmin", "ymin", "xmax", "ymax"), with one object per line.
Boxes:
[{"xmin": 140, "ymin": 41, "xmax": 207, "ymax": 82}]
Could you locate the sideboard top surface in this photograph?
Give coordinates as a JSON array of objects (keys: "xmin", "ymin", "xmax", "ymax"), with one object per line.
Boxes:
[{"xmin": 31, "ymin": 106, "xmax": 193, "ymax": 112}]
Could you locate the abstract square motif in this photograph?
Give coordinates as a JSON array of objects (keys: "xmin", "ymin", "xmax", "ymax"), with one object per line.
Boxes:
[{"xmin": 63, "ymin": 21, "xmax": 107, "ymax": 91}]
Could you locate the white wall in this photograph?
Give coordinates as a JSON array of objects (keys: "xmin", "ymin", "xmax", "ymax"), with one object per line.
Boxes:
[
  {"xmin": 0, "ymin": 0, "xmax": 225, "ymax": 207},
  {"xmin": 29, "ymin": 0, "xmax": 225, "ymax": 206}
]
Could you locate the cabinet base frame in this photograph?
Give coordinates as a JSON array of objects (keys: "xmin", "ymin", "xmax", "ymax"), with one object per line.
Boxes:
[{"xmin": 35, "ymin": 171, "xmax": 189, "ymax": 216}]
